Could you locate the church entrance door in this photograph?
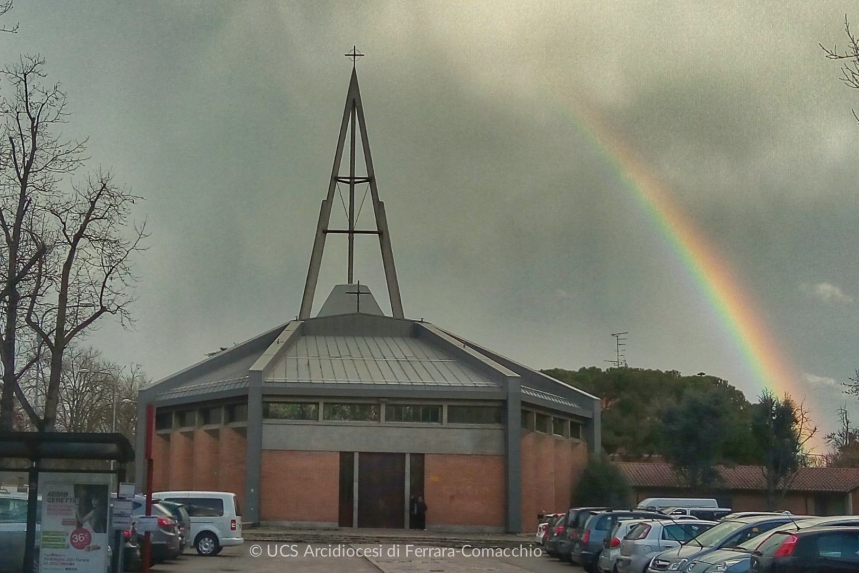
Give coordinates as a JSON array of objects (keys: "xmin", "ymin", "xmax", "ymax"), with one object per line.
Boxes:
[{"xmin": 357, "ymin": 452, "xmax": 405, "ymax": 528}]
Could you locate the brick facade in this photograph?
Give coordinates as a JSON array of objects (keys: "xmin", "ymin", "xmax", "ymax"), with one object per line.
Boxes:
[
  {"xmin": 520, "ymin": 432, "xmax": 589, "ymax": 533},
  {"xmin": 193, "ymin": 429, "xmax": 220, "ymax": 491},
  {"xmin": 260, "ymin": 450, "xmax": 339, "ymax": 523},
  {"xmin": 168, "ymin": 431, "xmax": 194, "ymax": 490},
  {"xmin": 152, "ymin": 433, "xmax": 171, "ymax": 492},
  {"xmin": 424, "ymin": 453, "xmax": 506, "ymax": 528},
  {"xmin": 219, "ymin": 426, "xmax": 247, "ymax": 509}
]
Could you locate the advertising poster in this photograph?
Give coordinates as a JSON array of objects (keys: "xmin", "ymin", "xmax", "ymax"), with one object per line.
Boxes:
[{"xmin": 38, "ymin": 474, "xmax": 110, "ymax": 573}]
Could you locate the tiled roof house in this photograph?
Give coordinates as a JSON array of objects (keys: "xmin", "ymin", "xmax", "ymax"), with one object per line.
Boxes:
[{"xmin": 617, "ymin": 462, "xmax": 859, "ymax": 516}]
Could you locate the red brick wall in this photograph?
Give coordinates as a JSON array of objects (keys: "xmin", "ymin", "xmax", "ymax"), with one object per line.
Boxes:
[
  {"xmin": 520, "ymin": 433, "xmax": 538, "ymax": 534},
  {"xmin": 169, "ymin": 431, "xmax": 194, "ymax": 490},
  {"xmin": 520, "ymin": 433, "xmax": 589, "ymax": 534},
  {"xmin": 259, "ymin": 451, "xmax": 339, "ymax": 523},
  {"xmin": 152, "ymin": 433, "xmax": 171, "ymax": 492},
  {"xmin": 424, "ymin": 454, "xmax": 505, "ymax": 528},
  {"xmin": 219, "ymin": 426, "xmax": 247, "ymax": 509},
  {"xmin": 193, "ymin": 429, "xmax": 219, "ymax": 491}
]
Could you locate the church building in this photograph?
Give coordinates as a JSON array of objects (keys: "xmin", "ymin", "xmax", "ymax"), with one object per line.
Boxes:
[{"xmin": 135, "ymin": 59, "xmax": 600, "ymax": 533}]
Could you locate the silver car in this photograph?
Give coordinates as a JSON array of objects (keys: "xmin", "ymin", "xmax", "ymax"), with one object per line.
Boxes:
[
  {"xmin": 597, "ymin": 518, "xmax": 653, "ymax": 573},
  {"xmin": 0, "ymin": 493, "xmax": 39, "ymax": 573},
  {"xmin": 618, "ymin": 519, "xmax": 716, "ymax": 573}
]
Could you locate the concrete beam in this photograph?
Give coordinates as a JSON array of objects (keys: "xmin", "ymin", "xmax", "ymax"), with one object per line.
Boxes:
[
  {"xmin": 505, "ymin": 377, "xmax": 522, "ymax": 533},
  {"xmin": 245, "ymin": 369, "xmax": 263, "ymax": 524}
]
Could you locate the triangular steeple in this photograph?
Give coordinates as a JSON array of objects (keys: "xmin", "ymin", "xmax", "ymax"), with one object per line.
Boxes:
[{"xmin": 299, "ymin": 57, "xmax": 404, "ymax": 320}]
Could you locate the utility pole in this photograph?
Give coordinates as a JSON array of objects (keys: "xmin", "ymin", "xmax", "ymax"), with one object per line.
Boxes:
[{"xmin": 604, "ymin": 332, "xmax": 628, "ymax": 368}]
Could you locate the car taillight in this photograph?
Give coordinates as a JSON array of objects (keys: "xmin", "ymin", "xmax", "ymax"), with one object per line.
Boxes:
[
  {"xmin": 123, "ymin": 529, "xmax": 132, "ymax": 540},
  {"xmin": 157, "ymin": 516, "xmax": 174, "ymax": 528},
  {"xmin": 773, "ymin": 535, "xmax": 798, "ymax": 557},
  {"xmin": 610, "ymin": 537, "xmax": 620, "ymax": 548},
  {"xmin": 231, "ymin": 519, "xmax": 237, "ymax": 531},
  {"xmin": 555, "ymin": 524, "xmax": 564, "ymax": 534},
  {"xmin": 582, "ymin": 530, "xmax": 590, "ymax": 544}
]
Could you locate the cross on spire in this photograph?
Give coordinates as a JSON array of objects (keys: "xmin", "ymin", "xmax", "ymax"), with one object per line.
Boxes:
[{"xmin": 345, "ymin": 46, "xmax": 364, "ymax": 68}]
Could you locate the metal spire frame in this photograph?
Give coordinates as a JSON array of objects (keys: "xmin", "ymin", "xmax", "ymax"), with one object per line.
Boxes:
[{"xmin": 299, "ymin": 64, "xmax": 404, "ymax": 319}]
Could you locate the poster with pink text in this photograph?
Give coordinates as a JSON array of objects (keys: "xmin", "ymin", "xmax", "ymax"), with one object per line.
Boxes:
[{"xmin": 38, "ymin": 474, "xmax": 110, "ymax": 573}]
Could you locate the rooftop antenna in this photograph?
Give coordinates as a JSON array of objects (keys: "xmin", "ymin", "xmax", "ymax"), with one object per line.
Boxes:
[
  {"xmin": 605, "ymin": 332, "xmax": 628, "ymax": 368},
  {"xmin": 299, "ymin": 49, "xmax": 404, "ymax": 320}
]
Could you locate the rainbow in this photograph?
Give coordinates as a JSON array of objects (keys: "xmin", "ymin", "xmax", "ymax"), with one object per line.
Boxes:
[{"xmin": 542, "ymin": 88, "xmax": 806, "ymax": 407}]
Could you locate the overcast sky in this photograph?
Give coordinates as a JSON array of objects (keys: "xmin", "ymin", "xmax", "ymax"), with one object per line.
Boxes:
[{"xmin": 3, "ymin": 2, "xmax": 858, "ymax": 447}]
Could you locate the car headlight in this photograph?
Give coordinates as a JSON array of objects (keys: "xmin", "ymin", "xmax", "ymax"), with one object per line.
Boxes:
[
  {"xmin": 710, "ymin": 559, "xmax": 743, "ymax": 572},
  {"xmin": 668, "ymin": 559, "xmax": 688, "ymax": 570}
]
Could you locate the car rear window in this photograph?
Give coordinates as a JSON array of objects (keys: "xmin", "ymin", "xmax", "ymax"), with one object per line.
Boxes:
[
  {"xmin": 630, "ymin": 523, "xmax": 651, "ymax": 539},
  {"xmin": 595, "ymin": 515, "xmax": 611, "ymax": 531},
  {"xmin": 662, "ymin": 524, "xmax": 687, "ymax": 541},
  {"xmin": 756, "ymin": 531, "xmax": 793, "ymax": 556}
]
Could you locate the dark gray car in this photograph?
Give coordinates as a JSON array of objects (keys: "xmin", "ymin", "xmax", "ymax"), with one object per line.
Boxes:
[
  {"xmin": 690, "ymin": 515, "xmax": 859, "ymax": 573},
  {"xmin": 558, "ymin": 507, "xmax": 608, "ymax": 563},
  {"xmin": 647, "ymin": 514, "xmax": 807, "ymax": 572},
  {"xmin": 571, "ymin": 510, "xmax": 667, "ymax": 572}
]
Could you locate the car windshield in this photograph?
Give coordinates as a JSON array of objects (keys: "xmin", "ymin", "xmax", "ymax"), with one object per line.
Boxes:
[{"xmin": 687, "ymin": 520, "xmax": 750, "ymax": 548}]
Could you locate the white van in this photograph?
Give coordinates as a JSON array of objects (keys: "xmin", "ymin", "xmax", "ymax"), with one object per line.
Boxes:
[
  {"xmin": 635, "ymin": 498, "xmax": 718, "ymax": 511},
  {"xmin": 152, "ymin": 491, "xmax": 243, "ymax": 556}
]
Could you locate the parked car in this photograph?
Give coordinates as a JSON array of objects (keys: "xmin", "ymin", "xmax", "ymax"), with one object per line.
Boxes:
[
  {"xmin": 637, "ymin": 498, "xmax": 719, "ymax": 511},
  {"xmin": 0, "ymin": 493, "xmax": 39, "ymax": 573},
  {"xmin": 156, "ymin": 500, "xmax": 191, "ymax": 552},
  {"xmin": 571, "ymin": 510, "xmax": 668, "ymax": 572},
  {"xmin": 542, "ymin": 514, "xmax": 565, "ymax": 548},
  {"xmin": 749, "ymin": 525, "xmax": 859, "ymax": 572},
  {"xmin": 689, "ymin": 515, "xmax": 859, "ymax": 573},
  {"xmin": 597, "ymin": 518, "xmax": 650, "ymax": 573},
  {"xmin": 536, "ymin": 513, "xmax": 559, "ymax": 545},
  {"xmin": 545, "ymin": 514, "xmax": 568, "ymax": 556},
  {"xmin": 662, "ymin": 507, "xmax": 733, "ymax": 521},
  {"xmin": 129, "ymin": 497, "xmax": 182, "ymax": 563},
  {"xmin": 558, "ymin": 507, "xmax": 609, "ymax": 563},
  {"xmin": 647, "ymin": 514, "xmax": 807, "ymax": 573},
  {"xmin": 153, "ymin": 491, "xmax": 244, "ymax": 556},
  {"xmin": 618, "ymin": 519, "xmax": 717, "ymax": 573}
]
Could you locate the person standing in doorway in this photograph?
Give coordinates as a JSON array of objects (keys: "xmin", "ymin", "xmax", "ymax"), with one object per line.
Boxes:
[{"xmin": 412, "ymin": 494, "xmax": 427, "ymax": 530}]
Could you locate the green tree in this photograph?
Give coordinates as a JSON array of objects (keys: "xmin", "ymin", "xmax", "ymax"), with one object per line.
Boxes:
[
  {"xmin": 542, "ymin": 367, "xmax": 761, "ymax": 463},
  {"xmin": 572, "ymin": 453, "xmax": 632, "ymax": 508},
  {"xmin": 661, "ymin": 389, "xmax": 731, "ymax": 491},
  {"xmin": 751, "ymin": 391, "xmax": 817, "ymax": 510}
]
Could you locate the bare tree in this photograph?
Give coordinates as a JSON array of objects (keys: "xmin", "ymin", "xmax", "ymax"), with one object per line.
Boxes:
[
  {"xmin": 822, "ymin": 15, "xmax": 859, "ymax": 122},
  {"xmin": 0, "ymin": 55, "xmax": 85, "ymax": 430},
  {"xmin": 27, "ymin": 169, "xmax": 146, "ymax": 431}
]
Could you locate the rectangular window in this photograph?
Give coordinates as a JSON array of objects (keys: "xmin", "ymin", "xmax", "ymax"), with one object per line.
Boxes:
[
  {"xmin": 177, "ymin": 410, "xmax": 196, "ymax": 428},
  {"xmin": 553, "ymin": 418, "xmax": 566, "ymax": 436},
  {"xmin": 535, "ymin": 413, "xmax": 550, "ymax": 433},
  {"xmin": 155, "ymin": 411, "xmax": 172, "ymax": 431},
  {"xmin": 323, "ymin": 403, "xmax": 380, "ymax": 422},
  {"xmin": 570, "ymin": 422, "xmax": 582, "ymax": 439},
  {"xmin": 521, "ymin": 411, "xmax": 531, "ymax": 430},
  {"xmin": 386, "ymin": 404, "xmax": 441, "ymax": 423},
  {"xmin": 263, "ymin": 402, "xmax": 319, "ymax": 421},
  {"xmin": 199, "ymin": 407, "xmax": 223, "ymax": 426},
  {"xmin": 164, "ymin": 497, "xmax": 224, "ymax": 518},
  {"xmin": 447, "ymin": 405, "xmax": 503, "ymax": 425},
  {"xmin": 225, "ymin": 403, "xmax": 248, "ymax": 424}
]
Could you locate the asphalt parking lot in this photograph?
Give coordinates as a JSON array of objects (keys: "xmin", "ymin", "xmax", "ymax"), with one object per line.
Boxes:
[{"xmin": 152, "ymin": 544, "xmax": 574, "ymax": 573}]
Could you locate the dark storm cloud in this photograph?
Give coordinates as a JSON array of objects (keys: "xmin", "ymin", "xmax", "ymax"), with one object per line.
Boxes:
[{"xmin": 2, "ymin": 1, "xmax": 858, "ymax": 441}]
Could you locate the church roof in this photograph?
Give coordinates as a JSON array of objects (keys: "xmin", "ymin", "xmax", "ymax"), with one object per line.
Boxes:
[{"xmin": 265, "ymin": 333, "xmax": 498, "ymax": 387}]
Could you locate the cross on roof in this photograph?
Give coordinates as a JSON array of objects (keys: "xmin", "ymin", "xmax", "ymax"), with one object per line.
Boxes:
[
  {"xmin": 345, "ymin": 281, "xmax": 371, "ymax": 313},
  {"xmin": 345, "ymin": 46, "xmax": 364, "ymax": 67}
]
